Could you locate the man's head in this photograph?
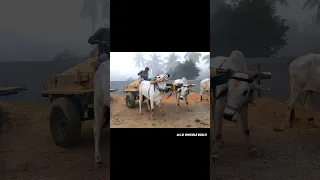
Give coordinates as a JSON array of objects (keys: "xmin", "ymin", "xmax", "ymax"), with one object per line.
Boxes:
[
  {"xmin": 222, "ymin": 71, "xmax": 272, "ymax": 121},
  {"xmin": 145, "ymin": 67, "xmax": 149, "ymax": 71}
]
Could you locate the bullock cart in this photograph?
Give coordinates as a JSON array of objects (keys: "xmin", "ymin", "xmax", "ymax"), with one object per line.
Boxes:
[
  {"xmin": 41, "ymin": 57, "xmax": 115, "ymax": 148},
  {"xmin": 123, "ymin": 79, "xmax": 140, "ymax": 108},
  {"xmin": 123, "ymin": 79, "xmax": 155, "ymax": 108}
]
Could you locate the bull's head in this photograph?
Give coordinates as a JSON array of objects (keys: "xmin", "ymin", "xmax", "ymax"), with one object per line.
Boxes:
[
  {"xmin": 155, "ymin": 73, "xmax": 171, "ymax": 90},
  {"xmin": 223, "ymin": 71, "xmax": 272, "ymax": 121},
  {"xmin": 178, "ymin": 84, "xmax": 196, "ymax": 100}
]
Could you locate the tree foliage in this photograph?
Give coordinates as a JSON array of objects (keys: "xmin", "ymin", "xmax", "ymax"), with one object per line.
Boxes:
[
  {"xmin": 168, "ymin": 59, "xmax": 200, "ymax": 80},
  {"xmin": 132, "ymin": 53, "xmax": 146, "ymax": 70},
  {"xmin": 211, "ymin": 0, "xmax": 289, "ymax": 57},
  {"xmin": 302, "ymin": 0, "xmax": 320, "ymax": 25}
]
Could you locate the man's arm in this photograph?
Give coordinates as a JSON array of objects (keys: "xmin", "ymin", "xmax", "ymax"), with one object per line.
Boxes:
[
  {"xmin": 137, "ymin": 70, "xmax": 143, "ymax": 76},
  {"xmin": 88, "ymin": 28, "xmax": 108, "ymax": 45}
]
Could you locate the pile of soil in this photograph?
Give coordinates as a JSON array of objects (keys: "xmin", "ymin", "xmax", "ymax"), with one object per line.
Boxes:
[
  {"xmin": 0, "ymin": 102, "xmax": 28, "ymax": 132},
  {"xmin": 111, "ymin": 94, "xmax": 124, "ymax": 104},
  {"xmin": 163, "ymin": 92, "xmax": 207, "ymax": 104}
]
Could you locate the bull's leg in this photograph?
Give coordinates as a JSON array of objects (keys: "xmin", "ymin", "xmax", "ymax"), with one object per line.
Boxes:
[
  {"xmin": 156, "ymin": 100, "xmax": 165, "ymax": 115},
  {"xmin": 285, "ymin": 89, "xmax": 300, "ymax": 128},
  {"xmin": 206, "ymin": 90, "xmax": 210, "ymax": 101},
  {"xmin": 199, "ymin": 87, "xmax": 203, "ymax": 101},
  {"xmin": 150, "ymin": 100, "xmax": 155, "ymax": 119},
  {"xmin": 146, "ymin": 97, "xmax": 151, "ymax": 112},
  {"xmin": 176, "ymin": 92, "xmax": 180, "ymax": 112},
  {"xmin": 139, "ymin": 90, "xmax": 143, "ymax": 114},
  {"xmin": 212, "ymin": 96, "xmax": 226, "ymax": 163},
  {"xmin": 303, "ymin": 90, "xmax": 317, "ymax": 127},
  {"xmin": 241, "ymin": 107, "xmax": 259, "ymax": 157},
  {"xmin": 93, "ymin": 99, "xmax": 104, "ymax": 167},
  {"xmin": 274, "ymin": 89, "xmax": 299, "ymax": 131},
  {"xmin": 185, "ymin": 96, "xmax": 191, "ymax": 111}
]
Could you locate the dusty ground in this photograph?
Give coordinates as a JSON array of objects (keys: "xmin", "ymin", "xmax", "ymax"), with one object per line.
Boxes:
[
  {"xmin": 110, "ymin": 92, "xmax": 210, "ymax": 128},
  {"xmin": 211, "ymin": 98, "xmax": 320, "ymax": 180},
  {"xmin": 0, "ymin": 101, "xmax": 109, "ymax": 180}
]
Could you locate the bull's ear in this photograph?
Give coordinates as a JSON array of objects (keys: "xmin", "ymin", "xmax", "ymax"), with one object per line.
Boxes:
[{"xmin": 253, "ymin": 83, "xmax": 271, "ymax": 91}]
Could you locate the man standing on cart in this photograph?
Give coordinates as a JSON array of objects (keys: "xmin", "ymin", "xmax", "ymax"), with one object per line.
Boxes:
[{"xmin": 138, "ymin": 67, "xmax": 151, "ymax": 82}]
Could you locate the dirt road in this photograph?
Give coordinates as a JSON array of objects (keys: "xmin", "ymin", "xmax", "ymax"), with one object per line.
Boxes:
[
  {"xmin": 211, "ymin": 98, "xmax": 320, "ymax": 180},
  {"xmin": 0, "ymin": 101, "xmax": 109, "ymax": 180},
  {"xmin": 110, "ymin": 92, "xmax": 210, "ymax": 128}
]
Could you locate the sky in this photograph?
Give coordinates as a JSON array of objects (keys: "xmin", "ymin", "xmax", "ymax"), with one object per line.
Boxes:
[
  {"xmin": 0, "ymin": 0, "xmax": 317, "ymax": 62},
  {"xmin": 110, "ymin": 52, "xmax": 210, "ymax": 81},
  {"xmin": 0, "ymin": 0, "xmax": 107, "ymax": 61}
]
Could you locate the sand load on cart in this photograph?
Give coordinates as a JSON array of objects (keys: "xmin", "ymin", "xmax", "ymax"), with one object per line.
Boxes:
[
  {"xmin": 42, "ymin": 57, "xmax": 99, "ymax": 94},
  {"xmin": 123, "ymin": 79, "xmax": 140, "ymax": 91},
  {"xmin": 0, "ymin": 102, "xmax": 28, "ymax": 132}
]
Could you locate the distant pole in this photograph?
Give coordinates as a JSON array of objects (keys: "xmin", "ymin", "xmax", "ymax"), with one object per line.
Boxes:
[{"xmin": 257, "ymin": 64, "xmax": 261, "ymax": 98}]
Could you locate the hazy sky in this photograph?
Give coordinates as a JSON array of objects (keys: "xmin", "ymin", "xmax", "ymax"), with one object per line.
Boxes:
[
  {"xmin": 110, "ymin": 52, "xmax": 210, "ymax": 81},
  {"xmin": 0, "ymin": 0, "xmax": 107, "ymax": 61},
  {"xmin": 0, "ymin": 0, "xmax": 318, "ymax": 62}
]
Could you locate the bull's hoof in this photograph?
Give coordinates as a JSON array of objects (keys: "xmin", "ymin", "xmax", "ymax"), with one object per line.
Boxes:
[
  {"xmin": 161, "ymin": 111, "xmax": 165, "ymax": 116},
  {"xmin": 220, "ymin": 140, "xmax": 225, "ymax": 148},
  {"xmin": 308, "ymin": 121, "xmax": 318, "ymax": 128},
  {"xmin": 273, "ymin": 123, "xmax": 291, "ymax": 132},
  {"xmin": 95, "ymin": 161, "xmax": 105, "ymax": 168},
  {"xmin": 139, "ymin": 111, "xmax": 142, "ymax": 114},
  {"xmin": 249, "ymin": 149, "xmax": 260, "ymax": 158},
  {"xmin": 211, "ymin": 155, "xmax": 220, "ymax": 164},
  {"xmin": 273, "ymin": 126, "xmax": 285, "ymax": 132},
  {"xmin": 151, "ymin": 116, "xmax": 155, "ymax": 119}
]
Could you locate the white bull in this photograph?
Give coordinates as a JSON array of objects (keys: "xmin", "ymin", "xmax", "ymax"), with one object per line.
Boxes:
[
  {"xmin": 200, "ymin": 78, "xmax": 210, "ymax": 101},
  {"xmin": 275, "ymin": 53, "xmax": 320, "ymax": 131},
  {"xmin": 92, "ymin": 54, "xmax": 110, "ymax": 167},
  {"xmin": 170, "ymin": 77, "xmax": 196, "ymax": 111},
  {"xmin": 139, "ymin": 74, "xmax": 170, "ymax": 119},
  {"xmin": 211, "ymin": 50, "xmax": 272, "ymax": 163}
]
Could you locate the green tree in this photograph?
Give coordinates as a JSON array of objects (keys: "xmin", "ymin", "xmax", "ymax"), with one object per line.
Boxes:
[
  {"xmin": 268, "ymin": 0, "xmax": 289, "ymax": 6},
  {"xmin": 147, "ymin": 53, "xmax": 164, "ymax": 75},
  {"xmin": 132, "ymin": 53, "xmax": 146, "ymax": 71},
  {"xmin": 80, "ymin": 0, "xmax": 98, "ymax": 35},
  {"xmin": 170, "ymin": 59, "xmax": 200, "ymax": 80},
  {"xmin": 81, "ymin": 0, "xmax": 110, "ymax": 34},
  {"xmin": 100, "ymin": 0, "xmax": 110, "ymax": 21},
  {"xmin": 202, "ymin": 54, "xmax": 210, "ymax": 64},
  {"xmin": 302, "ymin": 0, "xmax": 320, "ymax": 25},
  {"xmin": 164, "ymin": 52, "xmax": 180, "ymax": 71},
  {"xmin": 184, "ymin": 52, "xmax": 202, "ymax": 64},
  {"xmin": 211, "ymin": 0, "xmax": 289, "ymax": 57}
]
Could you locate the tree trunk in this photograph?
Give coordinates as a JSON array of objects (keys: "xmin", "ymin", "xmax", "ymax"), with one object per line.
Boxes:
[
  {"xmin": 317, "ymin": 3, "xmax": 320, "ymax": 25},
  {"xmin": 91, "ymin": 18, "xmax": 97, "ymax": 56}
]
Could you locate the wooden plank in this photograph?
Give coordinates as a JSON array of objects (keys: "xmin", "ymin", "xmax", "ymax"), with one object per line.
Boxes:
[{"xmin": 0, "ymin": 87, "xmax": 27, "ymax": 96}]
